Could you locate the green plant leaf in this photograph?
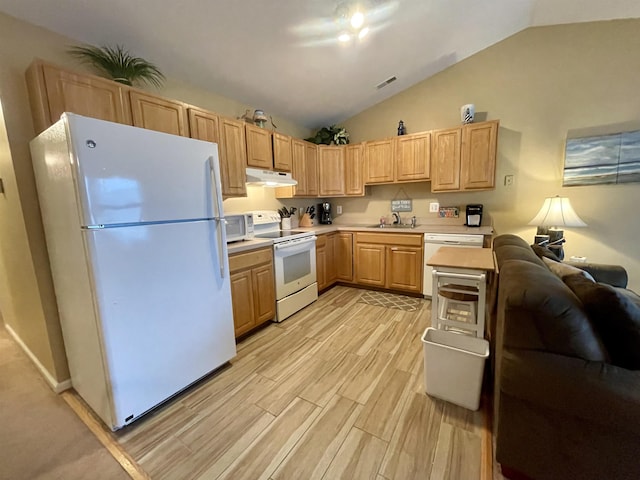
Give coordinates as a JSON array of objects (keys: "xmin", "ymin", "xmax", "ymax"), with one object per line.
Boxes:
[{"xmin": 68, "ymin": 44, "xmax": 165, "ymax": 88}]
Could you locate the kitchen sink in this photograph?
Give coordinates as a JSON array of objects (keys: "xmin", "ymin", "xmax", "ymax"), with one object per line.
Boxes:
[{"xmin": 366, "ymin": 224, "xmax": 417, "ymax": 229}]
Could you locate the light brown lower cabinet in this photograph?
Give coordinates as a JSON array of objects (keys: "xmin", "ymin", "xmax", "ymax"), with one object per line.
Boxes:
[
  {"xmin": 354, "ymin": 232, "xmax": 423, "ymax": 293},
  {"xmin": 229, "ymin": 247, "xmax": 275, "ymax": 337},
  {"xmin": 316, "ymin": 232, "xmax": 354, "ymax": 292}
]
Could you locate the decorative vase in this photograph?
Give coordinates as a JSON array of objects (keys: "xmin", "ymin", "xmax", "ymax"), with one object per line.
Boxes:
[{"xmin": 460, "ymin": 104, "xmax": 475, "ymax": 124}]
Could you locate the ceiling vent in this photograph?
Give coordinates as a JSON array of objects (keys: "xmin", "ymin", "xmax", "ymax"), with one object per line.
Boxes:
[{"xmin": 376, "ymin": 76, "xmax": 397, "ymax": 89}]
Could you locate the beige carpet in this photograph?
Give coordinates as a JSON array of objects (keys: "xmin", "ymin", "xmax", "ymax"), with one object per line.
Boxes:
[
  {"xmin": 357, "ymin": 290, "xmax": 425, "ymax": 311},
  {"xmin": 0, "ymin": 324, "xmax": 131, "ymax": 480}
]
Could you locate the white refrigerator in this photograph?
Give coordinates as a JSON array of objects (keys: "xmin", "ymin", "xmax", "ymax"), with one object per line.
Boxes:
[{"xmin": 30, "ymin": 113, "xmax": 236, "ymax": 430}]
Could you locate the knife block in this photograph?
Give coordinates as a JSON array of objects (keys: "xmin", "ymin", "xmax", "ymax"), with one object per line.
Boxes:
[{"xmin": 299, "ymin": 213, "xmax": 313, "ymax": 227}]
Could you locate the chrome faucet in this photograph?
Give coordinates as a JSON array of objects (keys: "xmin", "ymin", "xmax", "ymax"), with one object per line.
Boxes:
[
  {"xmin": 411, "ymin": 215, "xmax": 417, "ymax": 228},
  {"xmin": 392, "ymin": 212, "xmax": 400, "ymax": 224}
]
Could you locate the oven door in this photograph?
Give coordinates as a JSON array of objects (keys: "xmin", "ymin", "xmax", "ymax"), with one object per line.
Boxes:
[{"xmin": 273, "ymin": 236, "xmax": 317, "ymax": 299}]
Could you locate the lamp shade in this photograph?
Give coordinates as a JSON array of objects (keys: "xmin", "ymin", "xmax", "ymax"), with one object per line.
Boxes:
[{"xmin": 528, "ymin": 195, "xmax": 587, "ymax": 228}]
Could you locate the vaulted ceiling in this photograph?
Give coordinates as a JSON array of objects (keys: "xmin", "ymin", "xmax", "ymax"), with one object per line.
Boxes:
[{"xmin": 1, "ymin": 0, "xmax": 639, "ymax": 128}]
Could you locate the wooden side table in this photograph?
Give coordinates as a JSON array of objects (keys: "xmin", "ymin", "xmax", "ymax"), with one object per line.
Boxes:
[{"xmin": 426, "ymin": 247, "xmax": 496, "ymax": 338}]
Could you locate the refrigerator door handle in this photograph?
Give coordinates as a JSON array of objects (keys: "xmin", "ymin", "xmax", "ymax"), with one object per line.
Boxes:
[{"xmin": 209, "ymin": 155, "xmax": 226, "ymax": 278}]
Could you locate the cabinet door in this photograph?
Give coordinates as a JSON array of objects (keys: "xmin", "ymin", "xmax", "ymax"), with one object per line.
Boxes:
[
  {"xmin": 326, "ymin": 233, "xmax": 337, "ymax": 285},
  {"xmin": 252, "ymin": 263, "xmax": 276, "ymax": 324},
  {"xmin": 40, "ymin": 64, "xmax": 131, "ymax": 129},
  {"xmin": 316, "ymin": 240, "xmax": 328, "ymax": 291},
  {"xmin": 130, "ymin": 91, "xmax": 188, "ymax": 136},
  {"xmin": 396, "ymin": 132, "xmax": 430, "ymax": 181},
  {"xmin": 364, "ymin": 139, "xmax": 394, "ymax": 184},
  {"xmin": 431, "ymin": 128, "xmax": 462, "ymax": 192},
  {"xmin": 386, "ymin": 246, "xmax": 423, "ymax": 293},
  {"xmin": 273, "ymin": 132, "xmax": 293, "ymax": 172},
  {"xmin": 219, "ymin": 117, "xmax": 248, "ymax": 197},
  {"xmin": 230, "ymin": 270, "xmax": 256, "ymax": 337},
  {"xmin": 245, "ymin": 124, "xmax": 273, "ymax": 169},
  {"xmin": 335, "ymin": 232, "xmax": 353, "ymax": 282},
  {"xmin": 188, "ymin": 108, "xmax": 239, "ymax": 199},
  {"xmin": 319, "ymin": 146, "xmax": 345, "ymax": 196},
  {"xmin": 461, "ymin": 120, "xmax": 498, "ymax": 190},
  {"xmin": 291, "ymin": 139, "xmax": 307, "ymax": 196},
  {"xmin": 355, "ymin": 243, "xmax": 386, "ymax": 286},
  {"xmin": 305, "ymin": 142, "xmax": 319, "ymax": 196},
  {"xmin": 345, "ymin": 144, "xmax": 364, "ymax": 196}
]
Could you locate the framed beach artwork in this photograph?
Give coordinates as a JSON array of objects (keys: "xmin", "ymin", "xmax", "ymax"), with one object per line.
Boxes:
[{"xmin": 563, "ymin": 129, "xmax": 640, "ymax": 186}]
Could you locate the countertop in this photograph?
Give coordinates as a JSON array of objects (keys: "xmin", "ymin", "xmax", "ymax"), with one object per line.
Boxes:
[{"xmin": 227, "ymin": 223, "xmax": 493, "ymax": 255}]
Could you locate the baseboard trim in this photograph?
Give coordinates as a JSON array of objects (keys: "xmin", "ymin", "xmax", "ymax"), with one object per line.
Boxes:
[
  {"xmin": 4, "ymin": 323, "xmax": 71, "ymax": 393},
  {"xmin": 62, "ymin": 391, "xmax": 151, "ymax": 480}
]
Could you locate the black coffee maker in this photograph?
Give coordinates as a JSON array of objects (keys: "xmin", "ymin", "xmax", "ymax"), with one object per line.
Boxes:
[
  {"xmin": 318, "ymin": 202, "xmax": 332, "ymax": 224},
  {"xmin": 465, "ymin": 204, "xmax": 483, "ymax": 227}
]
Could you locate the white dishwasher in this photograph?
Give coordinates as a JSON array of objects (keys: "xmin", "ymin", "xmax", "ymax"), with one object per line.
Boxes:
[{"xmin": 423, "ymin": 233, "xmax": 484, "ymax": 297}]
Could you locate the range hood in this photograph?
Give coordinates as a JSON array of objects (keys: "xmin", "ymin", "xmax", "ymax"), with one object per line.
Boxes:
[{"xmin": 245, "ymin": 167, "xmax": 297, "ymax": 187}]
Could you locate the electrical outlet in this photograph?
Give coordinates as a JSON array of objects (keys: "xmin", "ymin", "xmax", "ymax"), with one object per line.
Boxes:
[
  {"xmin": 336, "ymin": 205, "xmax": 343, "ymax": 215},
  {"xmin": 504, "ymin": 174, "xmax": 514, "ymax": 186},
  {"xmin": 429, "ymin": 202, "xmax": 439, "ymax": 213}
]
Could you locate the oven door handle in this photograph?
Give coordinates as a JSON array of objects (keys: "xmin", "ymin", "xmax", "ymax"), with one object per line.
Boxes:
[{"xmin": 274, "ymin": 236, "xmax": 317, "ymax": 252}]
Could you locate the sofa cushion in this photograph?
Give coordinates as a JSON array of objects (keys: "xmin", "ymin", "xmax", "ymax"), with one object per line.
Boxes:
[
  {"xmin": 498, "ymin": 261, "xmax": 609, "ymax": 362},
  {"xmin": 565, "ymin": 274, "xmax": 640, "ymax": 369},
  {"xmin": 494, "ymin": 244, "xmax": 546, "ymax": 270},
  {"xmin": 543, "ymin": 256, "xmax": 595, "ymax": 282}
]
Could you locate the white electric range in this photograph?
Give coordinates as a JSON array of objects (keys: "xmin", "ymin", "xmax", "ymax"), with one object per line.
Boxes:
[{"xmin": 250, "ymin": 211, "xmax": 318, "ymax": 322}]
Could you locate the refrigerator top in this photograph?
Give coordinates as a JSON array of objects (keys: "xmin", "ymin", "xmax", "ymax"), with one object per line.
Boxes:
[{"xmin": 61, "ymin": 114, "xmax": 223, "ymax": 227}]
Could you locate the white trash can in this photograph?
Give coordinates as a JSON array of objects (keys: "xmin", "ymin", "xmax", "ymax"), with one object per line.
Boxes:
[{"xmin": 421, "ymin": 327, "xmax": 489, "ymax": 411}]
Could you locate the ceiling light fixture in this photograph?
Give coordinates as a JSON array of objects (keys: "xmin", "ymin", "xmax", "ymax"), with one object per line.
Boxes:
[{"xmin": 335, "ymin": 1, "xmax": 369, "ymax": 43}]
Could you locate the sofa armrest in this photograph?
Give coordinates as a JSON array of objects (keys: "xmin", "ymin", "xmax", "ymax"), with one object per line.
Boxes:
[
  {"xmin": 500, "ymin": 348, "xmax": 640, "ymax": 434},
  {"xmin": 566, "ymin": 262, "xmax": 628, "ymax": 288}
]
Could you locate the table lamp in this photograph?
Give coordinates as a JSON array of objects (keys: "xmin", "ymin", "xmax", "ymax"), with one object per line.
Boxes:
[{"xmin": 528, "ymin": 195, "xmax": 586, "ymax": 260}]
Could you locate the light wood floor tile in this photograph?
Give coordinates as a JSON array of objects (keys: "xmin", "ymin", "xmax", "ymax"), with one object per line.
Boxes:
[
  {"xmin": 338, "ymin": 349, "xmax": 393, "ymax": 405},
  {"xmin": 298, "ymin": 350, "xmax": 361, "ymax": 407},
  {"xmin": 392, "ymin": 330, "xmax": 424, "ymax": 375},
  {"xmin": 322, "ymin": 427, "xmax": 388, "ymax": 480},
  {"xmin": 272, "ymin": 395, "xmax": 362, "ymax": 480},
  {"xmin": 354, "ymin": 366, "xmax": 412, "ymax": 441},
  {"xmin": 430, "ymin": 422, "xmax": 482, "ymax": 480},
  {"xmin": 217, "ymin": 397, "xmax": 321, "ymax": 480},
  {"xmin": 379, "ymin": 392, "xmax": 444, "ymax": 480}
]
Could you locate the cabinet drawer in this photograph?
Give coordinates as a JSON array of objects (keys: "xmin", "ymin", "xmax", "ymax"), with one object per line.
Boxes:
[
  {"xmin": 229, "ymin": 247, "xmax": 272, "ymax": 272},
  {"xmin": 355, "ymin": 232, "xmax": 422, "ymax": 247}
]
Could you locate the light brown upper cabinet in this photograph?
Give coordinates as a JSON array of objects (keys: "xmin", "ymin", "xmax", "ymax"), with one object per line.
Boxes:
[
  {"xmin": 245, "ymin": 123, "xmax": 273, "ymax": 169},
  {"xmin": 364, "ymin": 132, "xmax": 430, "ymax": 185},
  {"xmin": 431, "ymin": 120, "xmax": 498, "ymax": 192},
  {"xmin": 395, "ymin": 132, "xmax": 431, "ymax": 181},
  {"xmin": 129, "ymin": 91, "xmax": 188, "ymax": 137},
  {"xmin": 364, "ymin": 139, "xmax": 394, "ymax": 184},
  {"xmin": 461, "ymin": 120, "xmax": 499, "ymax": 190},
  {"xmin": 304, "ymin": 141, "xmax": 319, "ymax": 197},
  {"xmin": 431, "ymin": 127, "xmax": 462, "ymax": 191},
  {"xmin": 25, "ymin": 61, "xmax": 132, "ymax": 133},
  {"xmin": 345, "ymin": 143, "xmax": 365, "ymax": 196},
  {"xmin": 218, "ymin": 117, "xmax": 248, "ymax": 197},
  {"xmin": 272, "ymin": 132, "xmax": 293, "ymax": 172},
  {"xmin": 318, "ymin": 146, "xmax": 345, "ymax": 196},
  {"xmin": 188, "ymin": 108, "xmax": 246, "ymax": 198}
]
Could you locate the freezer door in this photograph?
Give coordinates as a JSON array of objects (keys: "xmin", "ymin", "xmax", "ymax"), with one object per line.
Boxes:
[
  {"xmin": 84, "ymin": 220, "xmax": 235, "ymax": 429},
  {"xmin": 65, "ymin": 114, "xmax": 222, "ymax": 226}
]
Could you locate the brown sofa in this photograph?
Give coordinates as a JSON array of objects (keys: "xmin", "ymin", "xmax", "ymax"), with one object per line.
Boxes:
[{"xmin": 492, "ymin": 234, "xmax": 640, "ymax": 480}]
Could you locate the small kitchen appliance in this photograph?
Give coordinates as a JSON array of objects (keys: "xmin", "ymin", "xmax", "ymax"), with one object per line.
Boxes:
[
  {"xmin": 318, "ymin": 202, "xmax": 332, "ymax": 224},
  {"xmin": 466, "ymin": 204, "xmax": 483, "ymax": 227},
  {"xmin": 224, "ymin": 213, "xmax": 254, "ymax": 243}
]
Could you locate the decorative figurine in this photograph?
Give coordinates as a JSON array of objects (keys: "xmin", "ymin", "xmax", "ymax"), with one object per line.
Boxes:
[{"xmin": 397, "ymin": 120, "xmax": 406, "ymax": 136}]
